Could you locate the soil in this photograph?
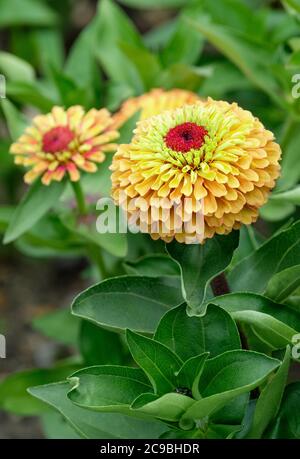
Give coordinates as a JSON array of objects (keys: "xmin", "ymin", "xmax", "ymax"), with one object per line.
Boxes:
[{"xmin": 0, "ymin": 251, "xmax": 88, "ymax": 439}]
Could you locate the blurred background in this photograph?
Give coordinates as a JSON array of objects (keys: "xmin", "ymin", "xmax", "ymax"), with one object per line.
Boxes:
[{"xmin": 1, "ymin": 0, "xmax": 300, "ymax": 438}]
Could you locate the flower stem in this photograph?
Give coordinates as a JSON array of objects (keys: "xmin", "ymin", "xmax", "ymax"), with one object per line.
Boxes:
[
  {"xmin": 88, "ymin": 244, "xmax": 108, "ymax": 280},
  {"xmin": 71, "ymin": 181, "xmax": 87, "ymax": 215}
]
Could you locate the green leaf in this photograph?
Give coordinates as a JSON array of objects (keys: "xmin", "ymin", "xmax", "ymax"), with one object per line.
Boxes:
[
  {"xmin": 209, "ymin": 292, "xmax": 300, "ymax": 334},
  {"xmin": 232, "ymin": 311, "xmax": 297, "ymax": 349},
  {"xmin": 124, "ymin": 254, "xmax": 180, "ymax": 277},
  {"xmin": 266, "ymin": 382, "xmax": 300, "ymax": 438},
  {"xmin": 166, "ymin": 231, "xmax": 239, "ymax": 313},
  {"xmin": 41, "ymin": 411, "xmax": 81, "ymax": 439},
  {"xmin": 0, "ymin": 364, "xmax": 79, "ymax": 415},
  {"xmin": 228, "ymin": 220, "xmax": 300, "ymax": 293},
  {"xmin": 6, "ymin": 80, "xmax": 55, "ymax": 111},
  {"xmin": 120, "ymin": 42, "xmax": 161, "ymax": 91},
  {"xmin": 161, "ymin": 8, "xmax": 203, "ymax": 66},
  {"xmin": 176, "ymin": 353, "xmax": 209, "ymax": 399},
  {"xmin": 65, "ymin": 18, "xmax": 99, "ymax": 89},
  {"xmin": 68, "ymin": 366, "xmax": 152, "ymax": 413},
  {"xmin": 117, "ymin": 110, "xmax": 141, "ymax": 144},
  {"xmin": 277, "ymin": 128, "xmax": 300, "ymax": 191},
  {"xmin": 126, "ymin": 330, "xmax": 182, "ymax": 395},
  {"xmin": 131, "ymin": 393, "xmax": 195, "ymax": 422},
  {"xmin": 1, "ymin": 98, "xmax": 28, "ymax": 140},
  {"xmin": 95, "ymin": 0, "xmax": 144, "ymax": 92},
  {"xmin": 4, "ymin": 179, "xmax": 65, "ymax": 244},
  {"xmin": 29, "ymin": 381, "xmax": 166, "ymax": 439},
  {"xmin": 265, "ymin": 265, "xmax": 300, "ymax": 303},
  {"xmin": 32, "ymin": 29, "xmax": 64, "ymax": 77},
  {"xmin": 0, "ymin": 51, "xmax": 34, "ymax": 82},
  {"xmin": 32, "ymin": 308, "xmax": 80, "ymax": 346},
  {"xmin": 79, "ymin": 321, "xmax": 125, "ymax": 366},
  {"xmin": 59, "ymin": 207, "xmax": 127, "ymax": 258},
  {"xmin": 246, "ymin": 346, "xmax": 290, "ymax": 438},
  {"xmin": 0, "ymin": 0, "xmax": 58, "ymax": 27},
  {"xmin": 154, "ymin": 304, "xmax": 241, "ymax": 361},
  {"xmin": 71, "ymin": 276, "xmax": 183, "ymax": 333},
  {"xmin": 187, "ymin": 14, "xmax": 283, "ymax": 107},
  {"xmin": 259, "ymin": 200, "xmax": 295, "ymax": 222},
  {"xmin": 271, "ymin": 185, "xmax": 300, "ymax": 205},
  {"xmin": 180, "ymin": 350, "xmax": 280, "ymax": 429}
]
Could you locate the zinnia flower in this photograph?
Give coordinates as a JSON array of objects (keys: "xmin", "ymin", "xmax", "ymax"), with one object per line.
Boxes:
[
  {"xmin": 112, "ymin": 88, "xmax": 200, "ymax": 129},
  {"xmin": 10, "ymin": 106, "xmax": 119, "ymax": 185},
  {"xmin": 111, "ymin": 98, "xmax": 281, "ymax": 243}
]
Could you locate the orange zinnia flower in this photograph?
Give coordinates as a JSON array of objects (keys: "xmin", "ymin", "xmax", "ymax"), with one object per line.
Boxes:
[
  {"xmin": 112, "ymin": 88, "xmax": 200, "ymax": 129},
  {"xmin": 111, "ymin": 98, "xmax": 281, "ymax": 243},
  {"xmin": 10, "ymin": 106, "xmax": 119, "ymax": 185}
]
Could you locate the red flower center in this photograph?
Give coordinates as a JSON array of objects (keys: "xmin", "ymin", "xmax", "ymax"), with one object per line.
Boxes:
[
  {"xmin": 42, "ymin": 126, "xmax": 75, "ymax": 153},
  {"xmin": 165, "ymin": 122, "xmax": 208, "ymax": 153}
]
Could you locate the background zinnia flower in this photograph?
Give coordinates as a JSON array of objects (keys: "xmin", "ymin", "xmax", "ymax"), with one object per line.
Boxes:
[
  {"xmin": 112, "ymin": 88, "xmax": 200, "ymax": 129},
  {"xmin": 10, "ymin": 106, "xmax": 119, "ymax": 185},
  {"xmin": 111, "ymin": 98, "xmax": 281, "ymax": 243}
]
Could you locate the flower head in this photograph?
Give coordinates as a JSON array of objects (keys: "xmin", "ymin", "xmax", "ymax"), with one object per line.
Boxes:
[
  {"xmin": 112, "ymin": 88, "xmax": 200, "ymax": 129},
  {"xmin": 10, "ymin": 106, "xmax": 119, "ymax": 185},
  {"xmin": 111, "ymin": 98, "xmax": 281, "ymax": 243}
]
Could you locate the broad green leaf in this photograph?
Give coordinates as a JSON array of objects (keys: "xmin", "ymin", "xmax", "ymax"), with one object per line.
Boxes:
[
  {"xmin": 180, "ymin": 351, "xmax": 280, "ymax": 429},
  {"xmin": 0, "ymin": 364, "xmax": 79, "ymax": 415},
  {"xmin": 266, "ymin": 382, "xmax": 300, "ymax": 439},
  {"xmin": 246, "ymin": 346, "xmax": 290, "ymax": 438},
  {"xmin": 231, "ymin": 310, "xmax": 297, "ymax": 349},
  {"xmin": 230, "ymin": 225, "xmax": 261, "ymax": 267},
  {"xmin": 0, "ymin": 0, "xmax": 58, "ymax": 27},
  {"xmin": 124, "ymin": 254, "xmax": 180, "ymax": 277},
  {"xmin": 41, "ymin": 411, "xmax": 81, "ymax": 439},
  {"xmin": 176, "ymin": 353, "xmax": 209, "ymax": 399},
  {"xmin": 0, "ymin": 51, "xmax": 34, "ymax": 82},
  {"xmin": 79, "ymin": 321, "xmax": 126, "ymax": 366},
  {"xmin": 4, "ymin": 179, "xmax": 65, "ymax": 244},
  {"xmin": 126, "ymin": 330, "xmax": 182, "ymax": 395},
  {"xmin": 68, "ymin": 366, "xmax": 152, "ymax": 413},
  {"xmin": 32, "ymin": 308, "xmax": 80, "ymax": 346},
  {"xmin": 166, "ymin": 231, "xmax": 239, "ymax": 313},
  {"xmin": 265, "ymin": 265, "xmax": 300, "ymax": 303},
  {"xmin": 131, "ymin": 393, "xmax": 195, "ymax": 422},
  {"xmin": 154, "ymin": 303, "xmax": 241, "ymax": 361},
  {"xmin": 1, "ymin": 99, "xmax": 28, "ymax": 140},
  {"xmin": 29, "ymin": 381, "xmax": 166, "ymax": 439},
  {"xmin": 228, "ymin": 220, "xmax": 300, "ymax": 293},
  {"xmin": 71, "ymin": 276, "xmax": 183, "ymax": 333},
  {"xmin": 209, "ymin": 292, "xmax": 300, "ymax": 333}
]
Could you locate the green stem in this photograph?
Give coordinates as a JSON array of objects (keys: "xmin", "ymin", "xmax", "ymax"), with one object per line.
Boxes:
[
  {"xmin": 88, "ymin": 244, "xmax": 108, "ymax": 279},
  {"xmin": 71, "ymin": 181, "xmax": 87, "ymax": 215},
  {"xmin": 71, "ymin": 181, "xmax": 108, "ymax": 279}
]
